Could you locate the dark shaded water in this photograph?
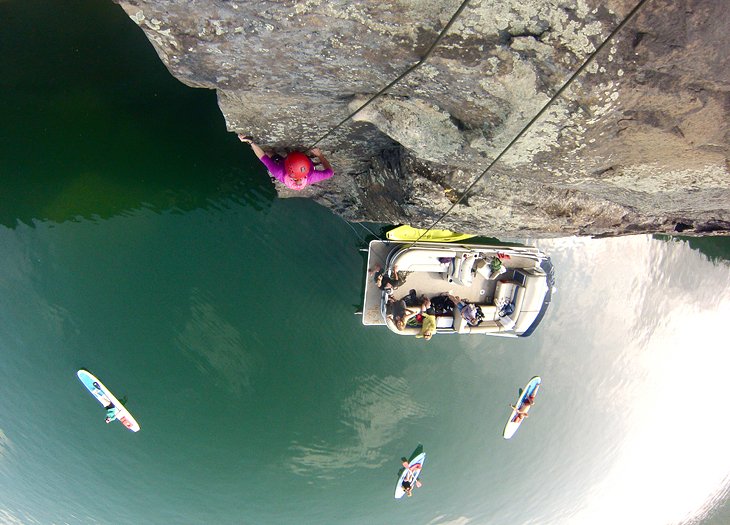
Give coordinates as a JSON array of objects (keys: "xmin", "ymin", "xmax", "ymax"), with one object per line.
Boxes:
[{"xmin": 1, "ymin": 2, "xmax": 730, "ymax": 524}]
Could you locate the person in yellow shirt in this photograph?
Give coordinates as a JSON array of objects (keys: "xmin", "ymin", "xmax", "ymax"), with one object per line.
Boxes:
[{"xmin": 415, "ymin": 297, "xmax": 437, "ymax": 340}]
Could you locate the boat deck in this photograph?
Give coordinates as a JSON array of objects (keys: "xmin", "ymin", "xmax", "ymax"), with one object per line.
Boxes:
[
  {"xmin": 363, "ymin": 240, "xmax": 553, "ymax": 336},
  {"xmin": 390, "ymin": 269, "xmax": 498, "ymax": 305},
  {"xmin": 362, "ymin": 241, "xmax": 390, "ymax": 325},
  {"xmin": 363, "ymin": 240, "xmax": 513, "ymax": 325}
]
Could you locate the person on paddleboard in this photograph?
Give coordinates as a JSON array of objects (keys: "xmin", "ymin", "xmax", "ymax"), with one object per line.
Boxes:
[
  {"xmin": 401, "ymin": 460, "xmax": 423, "ymax": 497},
  {"xmin": 103, "ymin": 396, "xmax": 127, "ymax": 424},
  {"xmin": 238, "ymin": 135, "xmax": 334, "ymax": 191},
  {"xmin": 104, "ymin": 405, "xmax": 116, "ymax": 423},
  {"xmin": 511, "ymin": 394, "xmax": 534, "ymax": 423}
]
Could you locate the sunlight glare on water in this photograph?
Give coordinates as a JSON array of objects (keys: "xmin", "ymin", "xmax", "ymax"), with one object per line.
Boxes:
[{"xmin": 534, "ymin": 236, "xmax": 730, "ymax": 525}]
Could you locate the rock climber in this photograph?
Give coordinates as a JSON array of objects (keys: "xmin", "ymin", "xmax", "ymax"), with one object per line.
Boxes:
[{"xmin": 238, "ymin": 135, "xmax": 334, "ymax": 191}]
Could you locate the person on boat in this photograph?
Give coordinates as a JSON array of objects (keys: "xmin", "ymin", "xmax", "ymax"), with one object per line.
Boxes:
[
  {"xmin": 370, "ymin": 265, "xmax": 406, "ymax": 292},
  {"xmin": 420, "ymin": 295, "xmax": 433, "ymax": 313},
  {"xmin": 448, "ymin": 294, "xmax": 482, "ymax": 326},
  {"xmin": 401, "ymin": 460, "xmax": 423, "ymax": 496},
  {"xmin": 416, "ymin": 310, "xmax": 437, "ymax": 340},
  {"xmin": 238, "ymin": 135, "xmax": 334, "ymax": 191},
  {"xmin": 403, "ymin": 288, "xmax": 421, "ymax": 308},
  {"xmin": 429, "ymin": 293, "xmax": 454, "ymax": 315},
  {"xmin": 411, "ymin": 295, "xmax": 436, "ymax": 339},
  {"xmin": 386, "ymin": 296, "xmax": 418, "ymax": 331},
  {"xmin": 511, "ymin": 395, "xmax": 534, "ymax": 423}
]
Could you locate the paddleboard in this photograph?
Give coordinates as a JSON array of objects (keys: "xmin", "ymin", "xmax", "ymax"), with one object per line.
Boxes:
[
  {"xmin": 395, "ymin": 452, "xmax": 426, "ymax": 499},
  {"xmin": 386, "ymin": 225, "xmax": 474, "ymax": 243},
  {"xmin": 503, "ymin": 376, "xmax": 540, "ymax": 439},
  {"xmin": 77, "ymin": 369, "xmax": 140, "ymax": 432}
]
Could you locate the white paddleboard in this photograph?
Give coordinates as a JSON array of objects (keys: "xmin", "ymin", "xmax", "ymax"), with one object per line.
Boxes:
[
  {"xmin": 395, "ymin": 452, "xmax": 426, "ymax": 499},
  {"xmin": 77, "ymin": 369, "xmax": 140, "ymax": 432}
]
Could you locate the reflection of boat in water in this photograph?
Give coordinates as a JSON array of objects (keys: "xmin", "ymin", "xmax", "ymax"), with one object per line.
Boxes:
[
  {"xmin": 386, "ymin": 225, "xmax": 475, "ymax": 243},
  {"xmin": 362, "ymin": 240, "xmax": 554, "ymax": 337}
]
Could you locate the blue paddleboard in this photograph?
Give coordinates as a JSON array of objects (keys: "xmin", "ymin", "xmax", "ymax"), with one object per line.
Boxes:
[{"xmin": 503, "ymin": 376, "xmax": 540, "ymax": 439}]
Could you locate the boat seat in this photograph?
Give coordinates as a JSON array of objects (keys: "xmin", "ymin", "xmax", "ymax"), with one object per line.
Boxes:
[
  {"xmin": 453, "ymin": 304, "xmax": 502, "ymax": 333},
  {"xmin": 435, "ymin": 315, "xmax": 454, "ymax": 328},
  {"xmin": 446, "ymin": 254, "xmax": 477, "ymax": 286},
  {"xmin": 479, "ymin": 304, "xmax": 499, "ymax": 320},
  {"xmin": 385, "ymin": 313, "xmax": 454, "ymax": 335},
  {"xmin": 456, "ymin": 317, "xmax": 515, "ymax": 334},
  {"xmin": 476, "ymin": 263, "xmax": 507, "ymax": 280},
  {"xmin": 494, "ymin": 281, "xmax": 519, "ymax": 305},
  {"xmin": 392, "ymin": 249, "xmax": 455, "ymax": 273}
]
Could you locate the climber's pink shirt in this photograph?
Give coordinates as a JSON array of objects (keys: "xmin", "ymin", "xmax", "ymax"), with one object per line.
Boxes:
[{"xmin": 258, "ymin": 154, "xmax": 334, "ymax": 191}]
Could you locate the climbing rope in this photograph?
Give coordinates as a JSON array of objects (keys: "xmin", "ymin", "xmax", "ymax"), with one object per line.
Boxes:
[
  {"xmin": 306, "ymin": 0, "xmax": 650, "ymax": 244},
  {"xmin": 338, "ymin": 215, "xmax": 369, "ymax": 244},
  {"xmin": 334, "ymin": 212, "xmax": 387, "ymax": 244},
  {"xmin": 308, "ymin": 0, "xmax": 474, "ymax": 150},
  {"xmin": 357, "ymin": 222, "xmax": 384, "ymax": 241},
  {"xmin": 411, "ymin": 0, "xmax": 651, "ymax": 243}
]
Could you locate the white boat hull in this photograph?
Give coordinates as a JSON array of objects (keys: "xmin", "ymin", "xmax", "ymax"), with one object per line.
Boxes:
[{"xmin": 362, "ymin": 240, "xmax": 554, "ymax": 338}]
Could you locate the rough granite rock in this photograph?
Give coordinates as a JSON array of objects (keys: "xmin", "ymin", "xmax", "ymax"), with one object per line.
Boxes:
[{"xmin": 114, "ymin": 0, "xmax": 729, "ymax": 237}]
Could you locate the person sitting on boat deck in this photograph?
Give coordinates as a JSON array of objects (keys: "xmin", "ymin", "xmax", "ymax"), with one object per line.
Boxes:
[
  {"xmin": 448, "ymin": 294, "xmax": 482, "ymax": 326},
  {"xmin": 416, "ymin": 308, "xmax": 437, "ymax": 340},
  {"xmin": 369, "ymin": 265, "xmax": 406, "ymax": 292},
  {"xmin": 410, "ymin": 295, "xmax": 436, "ymax": 340},
  {"xmin": 419, "ymin": 295, "xmax": 432, "ymax": 313},
  {"xmin": 511, "ymin": 396, "xmax": 534, "ymax": 423},
  {"xmin": 238, "ymin": 135, "xmax": 334, "ymax": 191},
  {"xmin": 430, "ymin": 293, "xmax": 454, "ymax": 315},
  {"xmin": 386, "ymin": 296, "xmax": 418, "ymax": 331}
]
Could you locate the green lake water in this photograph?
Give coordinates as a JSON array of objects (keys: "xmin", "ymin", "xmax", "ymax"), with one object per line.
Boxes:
[{"xmin": 1, "ymin": 2, "xmax": 730, "ymax": 524}]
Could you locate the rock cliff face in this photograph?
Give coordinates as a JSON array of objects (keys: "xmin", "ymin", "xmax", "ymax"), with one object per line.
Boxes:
[{"xmin": 114, "ymin": 0, "xmax": 729, "ymax": 237}]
